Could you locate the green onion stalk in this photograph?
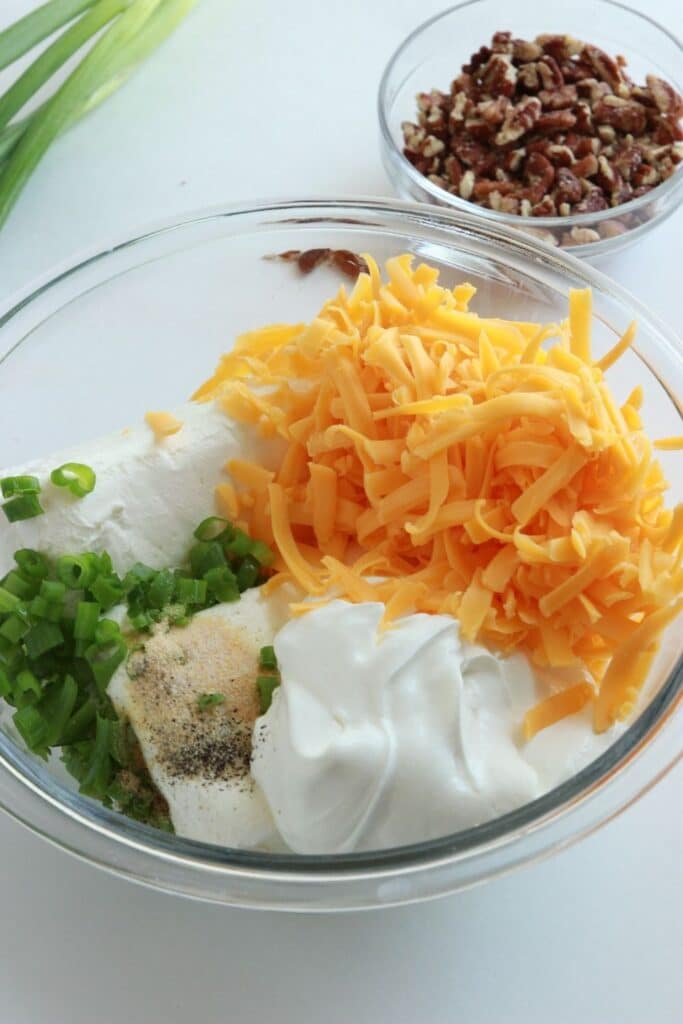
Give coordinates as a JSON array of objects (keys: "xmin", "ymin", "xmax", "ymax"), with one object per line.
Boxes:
[{"xmin": 0, "ymin": 0, "xmax": 199, "ymax": 230}]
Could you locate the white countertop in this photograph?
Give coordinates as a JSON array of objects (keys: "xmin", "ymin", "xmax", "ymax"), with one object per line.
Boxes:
[{"xmin": 0, "ymin": 1, "xmax": 681, "ymax": 1021}]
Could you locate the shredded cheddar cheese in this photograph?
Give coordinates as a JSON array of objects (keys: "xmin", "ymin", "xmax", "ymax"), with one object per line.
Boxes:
[
  {"xmin": 145, "ymin": 410, "xmax": 183, "ymax": 440},
  {"xmin": 196, "ymin": 255, "xmax": 682, "ymax": 736}
]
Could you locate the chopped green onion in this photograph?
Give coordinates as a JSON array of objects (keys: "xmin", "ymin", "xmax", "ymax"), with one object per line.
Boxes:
[
  {"xmin": 2, "ymin": 569, "xmax": 36, "ymax": 599},
  {"xmin": 236, "ymin": 555, "xmax": 261, "ymax": 592},
  {"xmin": 13, "ymin": 704, "xmax": 49, "ymax": 757},
  {"xmin": 61, "ymin": 696, "xmax": 97, "ymax": 744},
  {"xmin": 146, "ymin": 567, "xmax": 175, "ymax": 610},
  {"xmin": 39, "ymin": 578, "xmax": 66, "ymax": 602},
  {"xmin": 1, "ymin": 474, "xmax": 40, "ymax": 498},
  {"xmin": 196, "ymin": 692, "xmax": 225, "ymax": 710},
  {"xmin": 0, "ymin": 668, "xmax": 12, "ymax": 700},
  {"xmin": 124, "ymin": 562, "xmax": 156, "ymax": 586},
  {"xmin": 193, "ymin": 516, "xmax": 230, "ymax": 542},
  {"xmin": 189, "ymin": 540, "xmax": 226, "ymax": 577},
  {"xmin": 0, "ymin": 614, "xmax": 30, "ymax": 644},
  {"xmin": 56, "ymin": 553, "xmax": 98, "ymax": 589},
  {"xmin": 79, "ymin": 713, "xmax": 113, "ymax": 798},
  {"xmin": 224, "ymin": 529, "xmax": 253, "ymax": 559},
  {"xmin": 175, "ymin": 577, "xmax": 207, "ymax": 605},
  {"xmin": 29, "ymin": 594, "xmax": 63, "ymax": 622},
  {"xmin": 250, "ymin": 540, "xmax": 275, "ymax": 567},
  {"xmin": 24, "ymin": 620, "xmax": 63, "ymax": 659},
  {"xmin": 85, "ymin": 623, "xmax": 126, "ymax": 693},
  {"xmin": 256, "ymin": 675, "xmax": 280, "ymax": 715},
  {"xmin": 50, "ymin": 461, "xmax": 96, "ymax": 498},
  {"xmin": 204, "ymin": 566, "xmax": 239, "ymax": 603},
  {"xmin": 89, "ymin": 574, "xmax": 123, "ymax": 609},
  {"xmin": 0, "ymin": 587, "xmax": 22, "ymax": 613},
  {"xmin": 42, "ymin": 674, "xmax": 78, "ymax": 746},
  {"xmin": 15, "ymin": 669, "xmax": 42, "ymax": 700},
  {"xmin": 2, "ymin": 493, "xmax": 44, "ymax": 522},
  {"xmin": 259, "ymin": 645, "xmax": 278, "ymax": 671},
  {"xmin": 74, "ymin": 601, "xmax": 100, "ymax": 640},
  {"xmin": 15, "ymin": 548, "xmax": 49, "ymax": 579}
]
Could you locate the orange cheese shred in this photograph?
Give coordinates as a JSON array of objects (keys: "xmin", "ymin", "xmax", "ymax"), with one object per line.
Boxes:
[
  {"xmin": 195, "ymin": 254, "xmax": 682, "ymax": 734},
  {"xmin": 144, "ymin": 411, "xmax": 183, "ymax": 439}
]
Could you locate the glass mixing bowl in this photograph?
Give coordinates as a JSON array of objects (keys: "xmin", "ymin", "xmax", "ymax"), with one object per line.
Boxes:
[
  {"xmin": 0, "ymin": 199, "xmax": 680, "ymax": 910},
  {"xmin": 378, "ymin": 0, "xmax": 683, "ymax": 259}
]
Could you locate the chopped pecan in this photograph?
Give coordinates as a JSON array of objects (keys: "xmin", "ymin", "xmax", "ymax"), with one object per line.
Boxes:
[
  {"xmin": 632, "ymin": 163, "xmax": 660, "ymax": 187},
  {"xmin": 566, "ymin": 226, "xmax": 601, "ymax": 244},
  {"xmin": 646, "ymin": 75, "xmax": 683, "ymax": 117},
  {"xmin": 444, "ymin": 154, "xmax": 463, "ymax": 187},
  {"xmin": 574, "ymin": 102, "xmax": 594, "ymax": 134},
  {"xmin": 459, "ymin": 169, "xmax": 475, "ymax": 199},
  {"xmin": 539, "ymin": 85, "xmax": 577, "ymax": 110},
  {"xmin": 572, "ymin": 152, "xmax": 599, "ymax": 178},
  {"xmin": 537, "ymin": 55, "xmax": 564, "ymax": 90},
  {"xmin": 593, "ymin": 96, "xmax": 647, "ymax": 134},
  {"xmin": 531, "ymin": 195, "xmax": 557, "ymax": 216},
  {"xmin": 536, "ymin": 34, "xmax": 582, "ymax": 61},
  {"xmin": 581, "ymin": 44, "xmax": 624, "ymax": 90},
  {"xmin": 512, "ymin": 38, "xmax": 542, "ymax": 63},
  {"xmin": 537, "ymin": 109, "xmax": 577, "ymax": 132},
  {"xmin": 595, "ymin": 155, "xmax": 621, "ymax": 192},
  {"xmin": 478, "ymin": 54, "xmax": 518, "ymax": 97},
  {"xmin": 517, "ymin": 62, "xmax": 541, "ymax": 92},
  {"xmin": 555, "ymin": 166, "xmax": 583, "ymax": 203},
  {"xmin": 598, "ymin": 219, "xmax": 628, "ymax": 238},
  {"xmin": 574, "ymin": 189, "xmax": 609, "ymax": 212},
  {"xmin": 613, "ymin": 145, "xmax": 642, "ymax": 181},
  {"xmin": 491, "ymin": 31, "xmax": 513, "ymax": 54},
  {"xmin": 495, "ymin": 96, "xmax": 542, "ymax": 144},
  {"xmin": 544, "ymin": 143, "xmax": 575, "ymax": 166}
]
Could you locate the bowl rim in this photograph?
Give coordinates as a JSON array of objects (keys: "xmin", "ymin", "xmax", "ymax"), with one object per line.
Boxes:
[
  {"xmin": 377, "ymin": 0, "xmax": 683, "ymax": 233},
  {"xmin": 0, "ymin": 196, "xmax": 681, "ymax": 901}
]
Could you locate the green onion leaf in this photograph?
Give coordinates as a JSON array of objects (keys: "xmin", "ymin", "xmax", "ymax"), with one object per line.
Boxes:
[
  {"xmin": 39, "ymin": 578, "xmax": 66, "ymax": 602},
  {"xmin": 61, "ymin": 695, "xmax": 97, "ymax": 744},
  {"xmin": 0, "ymin": 0, "xmax": 131, "ymax": 131},
  {"xmin": 0, "ymin": 0, "xmax": 98, "ymax": 71},
  {"xmin": 1, "ymin": 474, "xmax": 40, "ymax": 498},
  {"xmin": 2, "ymin": 493, "xmax": 44, "ymax": 522},
  {"xmin": 196, "ymin": 692, "xmax": 225, "ymax": 711},
  {"xmin": 50, "ymin": 461, "xmax": 96, "ymax": 498},
  {"xmin": 189, "ymin": 540, "xmax": 226, "ymax": 577},
  {"xmin": 0, "ymin": 0, "xmax": 198, "ymax": 231},
  {"xmin": 256, "ymin": 675, "xmax": 280, "ymax": 715},
  {"xmin": 146, "ymin": 567, "xmax": 175, "ymax": 610},
  {"xmin": 259, "ymin": 645, "xmax": 278, "ymax": 671}
]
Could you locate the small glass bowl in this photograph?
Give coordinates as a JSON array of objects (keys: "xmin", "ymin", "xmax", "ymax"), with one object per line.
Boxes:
[
  {"xmin": 378, "ymin": 0, "xmax": 683, "ymax": 259},
  {"xmin": 0, "ymin": 199, "xmax": 681, "ymax": 910}
]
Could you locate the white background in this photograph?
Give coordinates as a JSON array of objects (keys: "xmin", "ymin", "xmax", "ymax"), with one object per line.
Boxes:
[{"xmin": 0, "ymin": 1, "xmax": 681, "ymax": 1021}]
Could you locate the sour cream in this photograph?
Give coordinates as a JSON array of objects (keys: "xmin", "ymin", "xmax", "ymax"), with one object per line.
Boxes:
[{"xmin": 252, "ymin": 600, "xmax": 618, "ymax": 854}]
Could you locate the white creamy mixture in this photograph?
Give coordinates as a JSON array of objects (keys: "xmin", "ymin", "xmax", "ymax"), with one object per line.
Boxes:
[
  {"xmin": 0, "ymin": 400, "xmax": 619, "ymax": 854},
  {"xmin": 108, "ymin": 589, "xmax": 294, "ymax": 851},
  {"xmin": 0, "ymin": 400, "xmax": 280, "ymax": 573},
  {"xmin": 252, "ymin": 600, "xmax": 617, "ymax": 854}
]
